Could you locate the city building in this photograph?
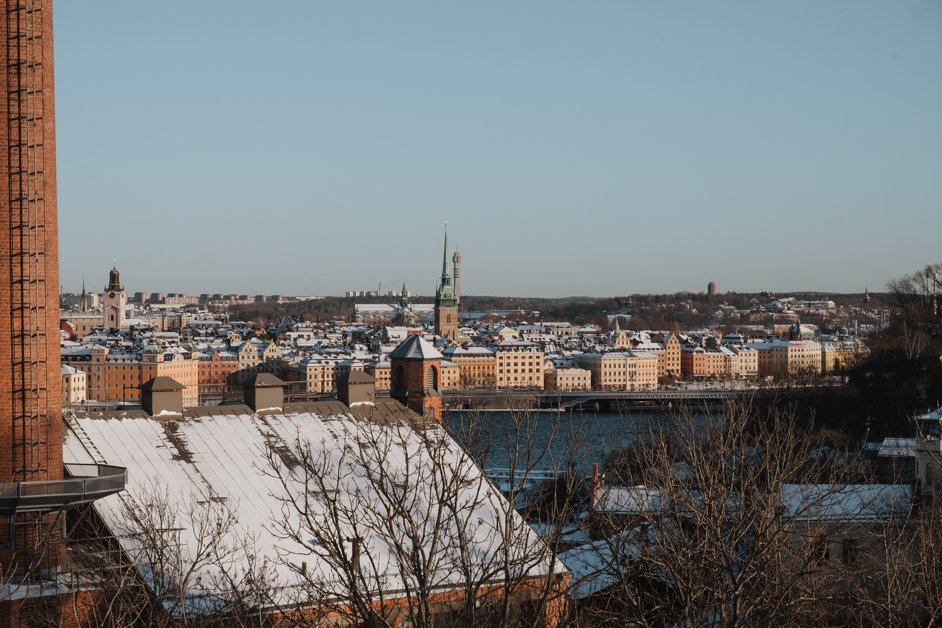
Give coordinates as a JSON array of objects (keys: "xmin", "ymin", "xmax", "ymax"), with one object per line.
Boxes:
[
  {"xmin": 390, "ymin": 335, "xmax": 445, "ymax": 421},
  {"xmin": 61, "ymin": 346, "xmax": 200, "ymax": 406},
  {"xmin": 573, "ymin": 351, "xmax": 658, "ymax": 391},
  {"xmin": 658, "ymin": 332, "xmax": 682, "ymax": 379},
  {"xmin": 443, "ymin": 346, "xmax": 497, "ymax": 388},
  {"xmin": 821, "ymin": 340, "xmax": 870, "ymax": 373},
  {"xmin": 753, "ymin": 340, "xmax": 823, "ymax": 378},
  {"xmin": 434, "ymin": 225, "xmax": 459, "ymax": 342},
  {"xmin": 61, "ymin": 365, "xmax": 87, "ymax": 406},
  {"xmin": 545, "ymin": 366, "xmax": 592, "ymax": 392},
  {"xmin": 102, "ymin": 265, "xmax": 128, "ymax": 331},
  {"xmin": 495, "ymin": 341, "xmax": 545, "ymax": 389}
]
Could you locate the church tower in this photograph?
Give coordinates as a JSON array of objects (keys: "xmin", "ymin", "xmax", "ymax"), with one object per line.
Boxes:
[
  {"xmin": 434, "ymin": 224, "xmax": 458, "ymax": 341},
  {"xmin": 389, "ymin": 335, "xmax": 444, "ymax": 422},
  {"xmin": 103, "ymin": 264, "xmax": 127, "ymax": 331}
]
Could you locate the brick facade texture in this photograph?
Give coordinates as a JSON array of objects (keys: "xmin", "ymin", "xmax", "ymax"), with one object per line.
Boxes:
[
  {"xmin": 390, "ymin": 357, "xmax": 443, "ymax": 422},
  {"xmin": 1, "ymin": 0, "xmax": 64, "ymax": 576}
]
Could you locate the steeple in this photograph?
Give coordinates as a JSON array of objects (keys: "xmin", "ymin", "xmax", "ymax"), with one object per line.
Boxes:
[
  {"xmin": 79, "ymin": 276, "xmax": 90, "ymax": 313},
  {"xmin": 434, "ymin": 223, "xmax": 458, "ymax": 341},
  {"xmin": 441, "ymin": 220, "xmax": 449, "ymax": 279}
]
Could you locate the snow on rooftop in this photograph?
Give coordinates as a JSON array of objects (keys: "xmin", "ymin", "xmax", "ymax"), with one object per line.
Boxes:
[{"xmin": 64, "ymin": 403, "xmax": 559, "ymax": 608}]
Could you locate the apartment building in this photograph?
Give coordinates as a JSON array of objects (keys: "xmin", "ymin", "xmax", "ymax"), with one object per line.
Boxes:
[
  {"xmin": 495, "ymin": 341, "xmax": 545, "ymax": 389},
  {"xmin": 443, "ymin": 346, "xmax": 497, "ymax": 388},
  {"xmin": 574, "ymin": 351, "xmax": 658, "ymax": 391}
]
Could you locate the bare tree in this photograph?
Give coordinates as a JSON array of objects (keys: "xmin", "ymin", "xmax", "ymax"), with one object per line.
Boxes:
[
  {"xmin": 265, "ymin": 411, "xmax": 572, "ymax": 627},
  {"xmin": 72, "ymin": 481, "xmax": 279, "ymax": 627},
  {"xmin": 578, "ymin": 401, "xmax": 891, "ymax": 627}
]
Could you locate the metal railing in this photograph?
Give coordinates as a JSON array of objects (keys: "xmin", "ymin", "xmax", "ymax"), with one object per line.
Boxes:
[{"xmin": 0, "ymin": 464, "xmax": 126, "ymax": 515}]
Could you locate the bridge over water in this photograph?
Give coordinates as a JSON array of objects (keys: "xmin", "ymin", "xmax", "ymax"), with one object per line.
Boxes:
[{"xmin": 445, "ymin": 388, "xmax": 752, "ymax": 410}]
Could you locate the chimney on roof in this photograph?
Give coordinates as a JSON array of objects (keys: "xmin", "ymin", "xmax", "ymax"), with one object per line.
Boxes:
[
  {"xmin": 244, "ymin": 373, "xmax": 286, "ymax": 412},
  {"xmin": 140, "ymin": 377, "xmax": 185, "ymax": 416},
  {"xmin": 339, "ymin": 370, "xmax": 376, "ymax": 407}
]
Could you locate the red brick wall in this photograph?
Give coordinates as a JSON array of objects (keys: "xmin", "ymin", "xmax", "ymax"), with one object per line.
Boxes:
[
  {"xmin": 390, "ymin": 358, "xmax": 443, "ymax": 421},
  {"xmin": 1, "ymin": 0, "xmax": 63, "ymax": 575}
]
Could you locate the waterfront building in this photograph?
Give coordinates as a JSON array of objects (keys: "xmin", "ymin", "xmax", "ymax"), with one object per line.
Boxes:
[
  {"xmin": 443, "ymin": 346, "xmax": 497, "ymax": 388},
  {"xmin": 752, "ymin": 340, "xmax": 823, "ymax": 378},
  {"xmin": 545, "ymin": 366, "xmax": 592, "ymax": 392},
  {"xmin": 573, "ymin": 351, "xmax": 658, "ymax": 391},
  {"xmin": 495, "ymin": 340, "xmax": 545, "ymax": 389}
]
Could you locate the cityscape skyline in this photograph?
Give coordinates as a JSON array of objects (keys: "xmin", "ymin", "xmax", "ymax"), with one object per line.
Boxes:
[{"xmin": 53, "ymin": 1, "xmax": 942, "ymax": 297}]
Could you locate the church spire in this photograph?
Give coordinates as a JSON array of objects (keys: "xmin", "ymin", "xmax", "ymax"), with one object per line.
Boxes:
[{"xmin": 441, "ymin": 221, "xmax": 449, "ymax": 279}]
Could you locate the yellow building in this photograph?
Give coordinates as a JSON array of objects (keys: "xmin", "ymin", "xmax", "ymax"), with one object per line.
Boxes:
[
  {"xmin": 821, "ymin": 340, "xmax": 869, "ymax": 373},
  {"xmin": 544, "ymin": 366, "xmax": 592, "ymax": 392},
  {"xmin": 440, "ymin": 361, "xmax": 461, "ymax": 390},
  {"xmin": 574, "ymin": 351, "xmax": 659, "ymax": 391},
  {"xmin": 754, "ymin": 340, "xmax": 822, "ymax": 378},
  {"xmin": 495, "ymin": 341, "xmax": 544, "ymax": 389},
  {"xmin": 291, "ymin": 358, "xmax": 339, "ymax": 395},
  {"xmin": 728, "ymin": 346, "xmax": 759, "ymax": 378},
  {"xmin": 365, "ymin": 360, "xmax": 391, "ymax": 392},
  {"xmin": 61, "ymin": 365, "xmax": 87, "ymax": 407},
  {"xmin": 443, "ymin": 346, "xmax": 496, "ymax": 388}
]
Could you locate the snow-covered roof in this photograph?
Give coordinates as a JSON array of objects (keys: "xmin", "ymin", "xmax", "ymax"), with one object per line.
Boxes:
[
  {"xmin": 64, "ymin": 401, "xmax": 559, "ymax": 609},
  {"xmin": 593, "ymin": 486, "xmax": 661, "ymax": 515},
  {"xmin": 388, "ymin": 335, "xmax": 443, "ymax": 360},
  {"xmin": 559, "ymin": 528, "xmax": 648, "ymax": 600},
  {"xmin": 877, "ymin": 438, "xmax": 916, "ymax": 458},
  {"xmin": 781, "ymin": 484, "xmax": 911, "ymax": 523}
]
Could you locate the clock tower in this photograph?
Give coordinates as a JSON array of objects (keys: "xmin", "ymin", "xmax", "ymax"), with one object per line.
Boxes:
[{"xmin": 103, "ymin": 264, "xmax": 128, "ymax": 331}]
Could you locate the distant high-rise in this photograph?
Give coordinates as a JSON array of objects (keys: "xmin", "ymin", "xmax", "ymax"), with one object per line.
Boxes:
[
  {"xmin": 434, "ymin": 225, "xmax": 458, "ymax": 341},
  {"xmin": 707, "ymin": 281, "xmax": 717, "ymax": 298}
]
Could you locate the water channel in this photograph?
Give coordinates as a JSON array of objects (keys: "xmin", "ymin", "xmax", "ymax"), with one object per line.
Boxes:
[{"xmin": 443, "ymin": 408, "xmax": 681, "ymax": 474}]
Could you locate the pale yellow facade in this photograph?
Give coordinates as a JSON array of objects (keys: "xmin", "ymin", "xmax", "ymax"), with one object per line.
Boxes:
[
  {"xmin": 444, "ymin": 347, "xmax": 497, "ymax": 388},
  {"xmin": 495, "ymin": 342, "xmax": 544, "ymax": 389},
  {"xmin": 728, "ymin": 346, "xmax": 759, "ymax": 378},
  {"xmin": 754, "ymin": 340, "xmax": 823, "ymax": 377},
  {"xmin": 61, "ymin": 367, "xmax": 87, "ymax": 406},
  {"xmin": 440, "ymin": 361, "xmax": 461, "ymax": 390},
  {"xmin": 365, "ymin": 362, "xmax": 391, "ymax": 392},
  {"xmin": 821, "ymin": 341, "xmax": 869, "ymax": 373},
  {"xmin": 574, "ymin": 351, "xmax": 659, "ymax": 391},
  {"xmin": 545, "ymin": 367, "xmax": 592, "ymax": 392}
]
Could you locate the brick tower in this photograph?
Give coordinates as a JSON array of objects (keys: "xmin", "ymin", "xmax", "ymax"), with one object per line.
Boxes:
[
  {"xmin": 389, "ymin": 335, "xmax": 444, "ymax": 422},
  {"xmin": 1, "ymin": 0, "xmax": 64, "ymax": 578},
  {"xmin": 434, "ymin": 224, "xmax": 458, "ymax": 342}
]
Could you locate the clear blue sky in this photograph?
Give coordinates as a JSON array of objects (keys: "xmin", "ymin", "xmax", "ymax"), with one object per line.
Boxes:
[{"xmin": 53, "ymin": 1, "xmax": 942, "ymax": 298}]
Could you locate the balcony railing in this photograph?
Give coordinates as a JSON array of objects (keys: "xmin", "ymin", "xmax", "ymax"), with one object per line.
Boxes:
[{"xmin": 0, "ymin": 464, "xmax": 126, "ymax": 515}]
